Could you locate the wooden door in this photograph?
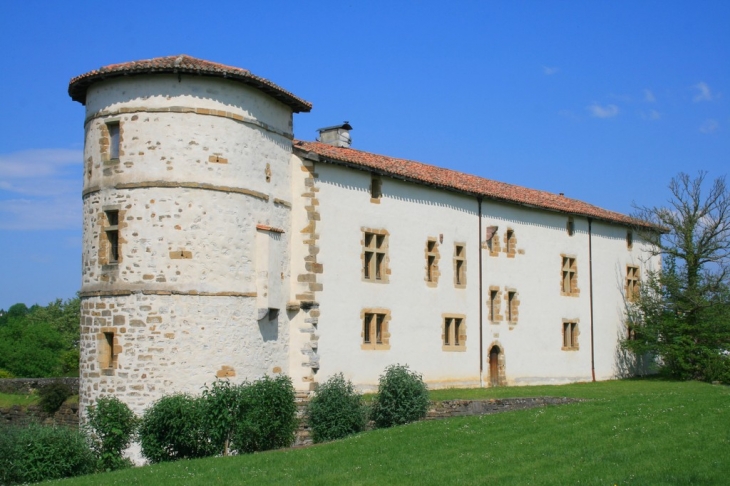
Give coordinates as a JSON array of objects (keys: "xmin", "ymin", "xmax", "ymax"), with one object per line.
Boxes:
[{"xmin": 489, "ymin": 346, "xmax": 500, "ymax": 386}]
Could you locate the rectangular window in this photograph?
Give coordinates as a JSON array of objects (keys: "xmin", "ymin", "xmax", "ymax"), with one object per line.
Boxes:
[
  {"xmin": 371, "ymin": 174, "xmax": 382, "ymax": 201},
  {"xmin": 363, "ymin": 231, "xmax": 388, "ymax": 282},
  {"xmin": 489, "ymin": 289, "xmax": 499, "ymax": 322},
  {"xmin": 561, "ymin": 256, "xmax": 578, "ymax": 296},
  {"xmin": 362, "ymin": 310, "xmax": 390, "ymax": 350},
  {"xmin": 626, "ymin": 265, "xmax": 640, "ymax": 302},
  {"xmin": 505, "ymin": 229, "xmax": 516, "ymax": 257},
  {"xmin": 507, "ymin": 291, "xmax": 516, "ymax": 322},
  {"xmin": 108, "ymin": 122, "xmax": 120, "ymax": 160},
  {"xmin": 627, "ymin": 231, "xmax": 633, "ymax": 249},
  {"xmin": 443, "ymin": 315, "xmax": 466, "ymax": 351},
  {"xmin": 454, "ymin": 243, "xmax": 466, "ymax": 287},
  {"xmin": 426, "ymin": 239, "xmax": 439, "ymax": 285},
  {"xmin": 103, "ymin": 332, "xmax": 116, "ymax": 368},
  {"xmin": 567, "ymin": 217, "xmax": 575, "ymax": 236},
  {"xmin": 562, "ymin": 322, "xmax": 578, "ymax": 350},
  {"xmin": 105, "ymin": 210, "xmax": 120, "ymax": 264}
]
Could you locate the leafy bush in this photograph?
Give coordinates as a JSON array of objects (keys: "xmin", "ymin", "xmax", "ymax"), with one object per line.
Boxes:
[
  {"xmin": 307, "ymin": 373, "xmax": 367, "ymax": 443},
  {"xmin": 0, "ymin": 423, "xmax": 95, "ymax": 485},
  {"xmin": 0, "ymin": 369, "xmax": 14, "ymax": 378},
  {"xmin": 85, "ymin": 396, "xmax": 137, "ymax": 471},
  {"xmin": 139, "ymin": 393, "xmax": 215, "ymax": 463},
  {"xmin": 38, "ymin": 381, "xmax": 73, "ymax": 414},
  {"xmin": 202, "ymin": 379, "xmax": 242, "ymax": 456},
  {"xmin": 234, "ymin": 375, "xmax": 298, "ymax": 453},
  {"xmin": 370, "ymin": 364, "xmax": 430, "ymax": 428}
]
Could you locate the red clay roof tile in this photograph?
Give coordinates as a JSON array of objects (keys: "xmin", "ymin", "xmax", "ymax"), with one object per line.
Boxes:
[
  {"xmin": 294, "ymin": 140, "xmax": 652, "ymax": 229},
  {"xmin": 69, "ymin": 55, "xmax": 312, "ymax": 113}
]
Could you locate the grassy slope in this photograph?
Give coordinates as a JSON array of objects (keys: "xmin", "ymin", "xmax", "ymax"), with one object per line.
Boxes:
[{"xmin": 49, "ymin": 380, "xmax": 730, "ymax": 485}]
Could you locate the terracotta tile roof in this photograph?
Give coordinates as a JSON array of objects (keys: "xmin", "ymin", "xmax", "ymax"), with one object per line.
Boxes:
[
  {"xmin": 69, "ymin": 55, "xmax": 312, "ymax": 113},
  {"xmin": 294, "ymin": 140, "xmax": 653, "ymax": 229}
]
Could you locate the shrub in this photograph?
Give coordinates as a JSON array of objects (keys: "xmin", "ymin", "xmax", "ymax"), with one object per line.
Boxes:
[
  {"xmin": 85, "ymin": 396, "xmax": 138, "ymax": 471},
  {"xmin": 0, "ymin": 368, "xmax": 13, "ymax": 378},
  {"xmin": 233, "ymin": 375, "xmax": 298, "ymax": 453},
  {"xmin": 0, "ymin": 423, "xmax": 95, "ymax": 485},
  {"xmin": 370, "ymin": 364, "xmax": 430, "ymax": 428},
  {"xmin": 38, "ymin": 381, "xmax": 73, "ymax": 414},
  {"xmin": 307, "ymin": 373, "xmax": 367, "ymax": 443},
  {"xmin": 202, "ymin": 379, "xmax": 242, "ymax": 456},
  {"xmin": 139, "ymin": 393, "xmax": 214, "ymax": 463}
]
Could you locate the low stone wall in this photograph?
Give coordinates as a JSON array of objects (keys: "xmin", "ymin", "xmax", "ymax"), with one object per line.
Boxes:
[
  {"xmin": 0, "ymin": 377, "xmax": 80, "ymax": 395},
  {"xmin": 294, "ymin": 396, "xmax": 582, "ymax": 447},
  {"xmin": 426, "ymin": 397, "xmax": 582, "ymax": 420},
  {"xmin": 0, "ymin": 402, "xmax": 80, "ymax": 428}
]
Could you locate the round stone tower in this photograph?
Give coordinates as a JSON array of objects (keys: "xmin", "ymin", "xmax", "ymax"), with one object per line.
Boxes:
[{"xmin": 68, "ymin": 55, "xmax": 311, "ymax": 417}]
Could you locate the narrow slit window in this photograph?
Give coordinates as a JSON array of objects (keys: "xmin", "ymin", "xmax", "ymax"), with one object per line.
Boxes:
[
  {"xmin": 508, "ymin": 291, "xmax": 516, "ymax": 322},
  {"xmin": 376, "ymin": 314, "xmax": 384, "ymax": 344},
  {"xmin": 363, "ymin": 315, "xmax": 372, "ymax": 344},
  {"xmin": 108, "ymin": 122, "xmax": 120, "ymax": 160},
  {"xmin": 626, "ymin": 231, "xmax": 633, "ymax": 249},
  {"xmin": 567, "ymin": 217, "xmax": 575, "ymax": 236},
  {"xmin": 490, "ymin": 290, "xmax": 498, "ymax": 321},
  {"xmin": 104, "ymin": 332, "xmax": 115, "ymax": 368},
  {"xmin": 454, "ymin": 318, "xmax": 461, "ymax": 345},
  {"xmin": 444, "ymin": 318, "xmax": 451, "ymax": 345}
]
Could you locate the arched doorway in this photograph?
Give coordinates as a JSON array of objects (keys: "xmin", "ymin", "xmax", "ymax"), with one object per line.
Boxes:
[{"xmin": 489, "ymin": 345, "xmax": 502, "ymax": 386}]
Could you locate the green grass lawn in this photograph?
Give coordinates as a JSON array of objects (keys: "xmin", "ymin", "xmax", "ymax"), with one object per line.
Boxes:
[{"xmin": 48, "ymin": 379, "xmax": 729, "ymax": 485}]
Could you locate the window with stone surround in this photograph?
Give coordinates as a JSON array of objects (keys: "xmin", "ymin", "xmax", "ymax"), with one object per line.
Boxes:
[
  {"xmin": 107, "ymin": 121, "xmax": 120, "ymax": 160},
  {"xmin": 488, "ymin": 287, "xmax": 502, "ymax": 323},
  {"xmin": 561, "ymin": 255, "xmax": 579, "ymax": 296},
  {"xmin": 506, "ymin": 290, "xmax": 519, "ymax": 323},
  {"xmin": 425, "ymin": 238, "xmax": 440, "ymax": 286},
  {"xmin": 626, "ymin": 265, "xmax": 640, "ymax": 302},
  {"xmin": 361, "ymin": 309, "xmax": 391, "ymax": 350},
  {"xmin": 370, "ymin": 174, "xmax": 382, "ymax": 202},
  {"xmin": 104, "ymin": 210, "xmax": 120, "ymax": 264},
  {"xmin": 504, "ymin": 229, "xmax": 516, "ymax": 257},
  {"xmin": 100, "ymin": 331, "xmax": 118, "ymax": 370},
  {"xmin": 362, "ymin": 229, "xmax": 389, "ymax": 283},
  {"xmin": 454, "ymin": 243, "xmax": 466, "ymax": 288},
  {"xmin": 442, "ymin": 314, "xmax": 466, "ymax": 351},
  {"xmin": 562, "ymin": 321, "xmax": 579, "ymax": 350},
  {"xmin": 486, "ymin": 226, "xmax": 500, "ymax": 257}
]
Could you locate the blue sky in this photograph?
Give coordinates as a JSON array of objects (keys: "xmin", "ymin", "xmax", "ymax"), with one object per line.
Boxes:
[{"xmin": 0, "ymin": 0, "xmax": 727, "ymax": 310}]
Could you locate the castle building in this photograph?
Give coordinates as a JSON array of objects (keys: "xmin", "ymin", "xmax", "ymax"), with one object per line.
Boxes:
[{"xmin": 69, "ymin": 55, "xmax": 658, "ymax": 416}]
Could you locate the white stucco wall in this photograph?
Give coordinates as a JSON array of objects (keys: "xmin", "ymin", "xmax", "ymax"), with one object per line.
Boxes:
[{"xmin": 296, "ymin": 156, "xmax": 659, "ymax": 390}]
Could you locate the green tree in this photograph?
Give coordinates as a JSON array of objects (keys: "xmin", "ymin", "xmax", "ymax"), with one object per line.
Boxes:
[
  {"xmin": 0, "ymin": 317, "xmax": 65, "ymax": 377},
  {"xmin": 626, "ymin": 172, "xmax": 730, "ymax": 381}
]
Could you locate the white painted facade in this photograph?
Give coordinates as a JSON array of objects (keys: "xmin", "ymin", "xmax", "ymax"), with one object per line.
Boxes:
[{"xmin": 72, "ymin": 58, "xmax": 658, "ymax": 420}]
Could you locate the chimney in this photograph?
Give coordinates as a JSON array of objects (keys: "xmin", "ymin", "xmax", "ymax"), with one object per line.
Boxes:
[{"xmin": 317, "ymin": 121, "xmax": 352, "ymax": 148}]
